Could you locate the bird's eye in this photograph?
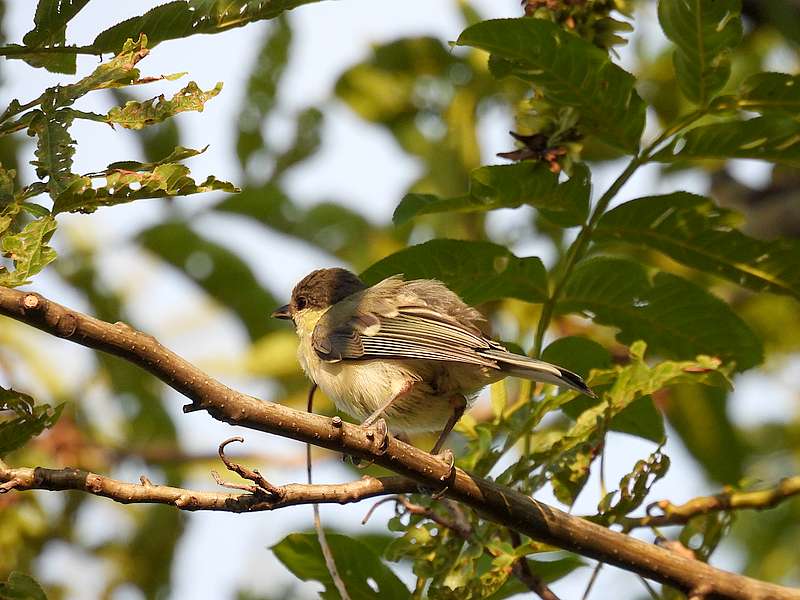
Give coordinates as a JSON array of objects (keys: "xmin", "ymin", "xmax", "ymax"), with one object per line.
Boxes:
[{"xmin": 295, "ymin": 296, "xmax": 307, "ymax": 310}]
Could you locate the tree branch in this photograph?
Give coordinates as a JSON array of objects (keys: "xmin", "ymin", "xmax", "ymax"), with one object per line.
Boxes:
[
  {"xmin": 621, "ymin": 476, "xmax": 800, "ymax": 530},
  {"xmin": 1, "ymin": 287, "xmax": 798, "ymax": 600}
]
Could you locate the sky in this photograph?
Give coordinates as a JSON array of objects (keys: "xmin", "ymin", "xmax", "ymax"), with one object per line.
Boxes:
[{"xmin": 3, "ymin": 1, "xmax": 798, "ymax": 599}]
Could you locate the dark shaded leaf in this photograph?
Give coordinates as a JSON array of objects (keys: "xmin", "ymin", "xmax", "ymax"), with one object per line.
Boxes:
[
  {"xmin": 559, "ymin": 257, "xmax": 763, "ymax": 370},
  {"xmin": 0, "ymin": 388, "xmax": 63, "ymax": 455},
  {"xmin": 106, "ymin": 81, "xmax": 223, "ymax": 129},
  {"xmin": 596, "ymin": 192, "xmax": 800, "ymax": 299},
  {"xmin": 657, "ymin": 0, "xmax": 742, "ymax": 105},
  {"xmin": 92, "ymin": 0, "xmax": 322, "ymax": 53},
  {"xmin": 595, "ymin": 449, "xmax": 670, "ymax": 524},
  {"xmin": 27, "ymin": 109, "xmax": 77, "ymax": 198},
  {"xmin": 0, "ymin": 216, "xmax": 57, "ymax": 287},
  {"xmin": 138, "ymin": 222, "xmax": 279, "ymax": 340},
  {"xmin": 736, "ymin": 72, "xmax": 800, "ymax": 115},
  {"xmin": 361, "ymin": 239, "xmax": 548, "ymax": 304},
  {"xmin": 272, "ymin": 533, "xmax": 408, "ymax": 600},
  {"xmin": 237, "ymin": 15, "xmax": 291, "ymax": 167},
  {"xmin": 609, "ymin": 395, "xmax": 665, "ymax": 443},
  {"xmin": 655, "ymin": 115, "xmax": 800, "ymax": 167},
  {"xmin": 0, "ymin": 571, "xmax": 48, "ymax": 600},
  {"xmin": 542, "ymin": 337, "xmax": 611, "ymax": 380},
  {"xmin": 20, "ymin": 0, "xmax": 90, "ymax": 74},
  {"xmin": 456, "ymin": 18, "xmax": 645, "ymax": 151}
]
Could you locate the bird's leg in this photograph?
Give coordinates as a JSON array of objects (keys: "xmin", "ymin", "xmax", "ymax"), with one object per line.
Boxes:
[
  {"xmin": 430, "ymin": 394, "xmax": 466, "ymax": 455},
  {"xmin": 358, "ymin": 380, "xmax": 415, "ymax": 456}
]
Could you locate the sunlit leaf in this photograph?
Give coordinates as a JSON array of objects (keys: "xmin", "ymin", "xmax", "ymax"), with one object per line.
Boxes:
[
  {"xmin": 0, "ymin": 387, "xmax": 64, "ymax": 455},
  {"xmin": 107, "ymin": 81, "xmax": 223, "ymax": 129},
  {"xmin": 19, "ymin": 0, "xmax": 90, "ymax": 74},
  {"xmin": 92, "ymin": 0, "xmax": 323, "ymax": 53},
  {"xmin": 0, "ymin": 216, "xmax": 57, "ymax": 287},
  {"xmin": 657, "ymin": 0, "xmax": 742, "ymax": 106},
  {"xmin": 138, "ymin": 222, "xmax": 279, "ymax": 340},
  {"xmin": 104, "ymin": 145, "xmax": 209, "ymax": 172},
  {"xmin": 361, "ymin": 239, "xmax": 548, "ymax": 304},
  {"xmin": 559, "ymin": 258, "xmax": 763, "ymax": 370},
  {"xmin": 596, "ymin": 192, "xmax": 800, "ymax": 299},
  {"xmin": 594, "ymin": 449, "xmax": 670, "ymax": 524},
  {"xmin": 457, "ymin": 18, "xmax": 645, "ymax": 151},
  {"xmin": 272, "ymin": 532, "xmax": 409, "ymax": 599},
  {"xmin": 655, "ymin": 115, "xmax": 800, "ymax": 167}
]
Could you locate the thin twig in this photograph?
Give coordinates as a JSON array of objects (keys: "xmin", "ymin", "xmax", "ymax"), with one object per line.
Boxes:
[
  {"xmin": 581, "ymin": 562, "xmax": 603, "ymax": 600},
  {"xmin": 510, "ymin": 530, "xmax": 562, "ymax": 600}
]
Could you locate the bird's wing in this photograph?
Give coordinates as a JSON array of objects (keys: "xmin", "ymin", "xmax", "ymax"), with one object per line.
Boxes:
[{"xmin": 312, "ymin": 301, "xmax": 503, "ymax": 368}]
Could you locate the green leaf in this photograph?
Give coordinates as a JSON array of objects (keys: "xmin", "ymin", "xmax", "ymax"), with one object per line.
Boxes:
[
  {"xmin": 456, "ymin": 18, "xmax": 645, "ymax": 152},
  {"xmin": 595, "ymin": 449, "xmax": 670, "ymax": 524},
  {"xmin": 559, "ymin": 258, "xmax": 763, "ymax": 370},
  {"xmin": 394, "ymin": 162, "xmax": 589, "ymax": 227},
  {"xmin": 0, "ymin": 216, "xmax": 57, "ymax": 287},
  {"xmin": 272, "ymin": 533, "xmax": 408, "ymax": 600},
  {"xmin": 655, "ymin": 115, "xmax": 800, "ymax": 167},
  {"xmin": 596, "ymin": 192, "xmax": 800, "ymax": 299},
  {"xmin": 91, "ymin": 0, "xmax": 323, "ymax": 53},
  {"xmin": 104, "ymin": 145, "xmax": 209, "ymax": 172},
  {"xmin": 657, "ymin": 0, "xmax": 742, "ymax": 106},
  {"xmin": 236, "ymin": 15, "xmax": 292, "ymax": 167},
  {"xmin": 27, "ymin": 110, "xmax": 78, "ymax": 198},
  {"xmin": 609, "ymin": 395, "xmax": 665, "ymax": 443},
  {"xmin": 19, "ymin": 0, "xmax": 90, "ymax": 74},
  {"xmin": 272, "ymin": 107, "xmax": 323, "ymax": 179},
  {"xmin": 361, "ymin": 239, "xmax": 548, "ymax": 304},
  {"xmin": 486, "ymin": 555, "xmax": 585, "ymax": 600},
  {"xmin": 542, "ymin": 336, "xmax": 611, "ymax": 380},
  {"xmin": 0, "ymin": 388, "xmax": 64, "ymax": 455},
  {"xmin": 138, "ymin": 222, "xmax": 279, "ymax": 340},
  {"xmin": 106, "ymin": 81, "xmax": 223, "ymax": 129},
  {"xmin": 736, "ymin": 72, "xmax": 800, "ymax": 115},
  {"xmin": 52, "ymin": 164, "xmax": 238, "ymax": 214}
]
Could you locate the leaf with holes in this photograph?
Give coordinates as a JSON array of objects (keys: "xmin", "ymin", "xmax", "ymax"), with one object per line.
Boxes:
[
  {"xmin": 658, "ymin": 0, "xmax": 742, "ymax": 106},
  {"xmin": 0, "ymin": 387, "xmax": 64, "ymax": 455},
  {"xmin": 560, "ymin": 258, "xmax": 762, "ymax": 370},
  {"xmin": 0, "ymin": 215, "xmax": 57, "ymax": 287},
  {"xmin": 27, "ymin": 109, "xmax": 79, "ymax": 198},
  {"xmin": 138, "ymin": 222, "xmax": 279, "ymax": 340},
  {"xmin": 106, "ymin": 82, "xmax": 223, "ymax": 130},
  {"xmin": 91, "ymin": 0, "xmax": 323, "ymax": 53},
  {"xmin": 52, "ymin": 164, "xmax": 237, "ymax": 214},
  {"xmin": 655, "ymin": 115, "xmax": 800, "ymax": 167},
  {"xmin": 456, "ymin": 18, "xmax": 645, "ymax": 152},
  {"xmin": 272, "ymin": 532, "xmax": 408, "ymax": 600},
  {"xmin": 361, "ymin": 239, "xmax": 548, "ymax": 305},
  {"xmin": 596, "ymin": 192, "xmax": 800, "ymax": 299},
  {"xmin": 736, "ymin": 72, "xmax": 800, "ymax": 115},
  {"xmin": 17, "ymin": 0, "xmax": 91, "ymax": 74},
  {"xmin": 595, "ymin": 450, "xmax": 671, "ymax": 525}
]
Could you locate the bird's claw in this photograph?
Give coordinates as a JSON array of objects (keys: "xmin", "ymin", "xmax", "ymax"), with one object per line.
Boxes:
[
  {"xmin": 364, "ymin": 418, "xmax": 390, "ymax": 455},
  {"xmin": 435, "ymin": 448, "xmax": 456, "ymax": 483}
]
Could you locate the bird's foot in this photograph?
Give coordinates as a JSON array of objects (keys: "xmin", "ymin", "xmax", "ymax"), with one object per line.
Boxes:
[
  {"xmin": 434, "ymin": 448, "xmax": 456, "ymax": 483},
  {"xmin": 343, "ymin": 418, "xmax": 390, "ymax": 468}
]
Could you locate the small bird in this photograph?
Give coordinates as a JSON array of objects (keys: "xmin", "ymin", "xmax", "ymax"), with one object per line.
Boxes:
[{"xmin": 272, "ymin": 268, "xmax": 595, "ymax": 456}]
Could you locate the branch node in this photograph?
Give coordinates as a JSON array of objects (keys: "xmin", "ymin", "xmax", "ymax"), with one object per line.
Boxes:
[
  {"xmin": 0, "ymin": 478, "xmax": 21, "ymax": 493},
  {"xmin": 331, "ymin": 416, "xmax": 343, "ymax": 427},
  {"xmin": 22, "ymin": 293, "xmax": 41, "ymax": 310},
  {"xmin": 182, "ymin": 401, "xmax": 202, "ymax": 413},
  {"xmin": 140, "ymin": 475, "xmax": 153, "ymax": 487}
]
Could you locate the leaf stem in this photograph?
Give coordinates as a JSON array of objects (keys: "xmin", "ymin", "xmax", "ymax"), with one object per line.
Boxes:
[
  {"xmin": 531, "ymin": 109, "xmax": 705, "ymax": 357},
  {"xmin": 0, "ymin": 45, "xmax": 103, "ymax": 57}
]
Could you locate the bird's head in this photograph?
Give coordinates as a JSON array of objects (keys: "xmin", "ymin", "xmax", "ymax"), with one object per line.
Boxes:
[{"xmin": 271, "ymin": 268, "xmax": 366, "ymax": 328}]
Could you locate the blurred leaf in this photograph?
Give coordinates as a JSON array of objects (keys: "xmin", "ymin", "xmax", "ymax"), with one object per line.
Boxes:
[
  {"xmin": 0, "ymin": 215, "xmax": 57, "ymax": 287},
  {"xmin": 106, "ymin": 81, "xmax": 223, "ymax": 129},
  {"xmin": 19, "ymin": 0, "xmax": 90, "ymax": 74},
  {"xmin": 52, "ymin": 164, "xmax": 238, "ymax": 214},
  {"xmin": 596, "ymin": 192, "xmax": 800, "ymax": 299},
  {"xmin": 237, "ymin": 15, "xmax": 291, "ymax": 167},
  {"xmin": 138, "ymin": 222, "xmax": 279, "ymax": 340},
  {"xmin": 737, "ymin": 72, "xmax": 800, "ymax": 115},
  {"xmin": 665, "ymin": 384, "xmax": 745, "ymax": 484},
  {"xmin": 657, "ymin": 0, "xmax": 742, "ymax": 106},
  {"xmin": 595, "ymin": 449, "xmax": 670, "ymax": 524},
  {"xmin": 272, "ymin": 107, "xmax": 323, "ymax": 179},
  {"xmin": 272, "ymin": 533, "xmax": 408, "ymax": 599},
  {"xmin": 0, "ymin": 571, "xmax": 47, "ymax": 600},
  {"xmin": 457, "ymin": 18, "xmax": 645, "ymax": 152},
  {"xmin": 361, "ymin": 239, "xmax": 548, "ymax": 305},
  {"xmin": 655, "ymin": 115, "xmax": 800, "ymax": 167},
  {"xmin": 559, "ymin": 257, "xmax": 763, "ymax": 370},
  {"xmin": 92, "ymin": 0, "xmax": 321, "ymax": 53},
  {"xmin": 0, "ymin": 387, "xmax": 63, "ymax": 455}
]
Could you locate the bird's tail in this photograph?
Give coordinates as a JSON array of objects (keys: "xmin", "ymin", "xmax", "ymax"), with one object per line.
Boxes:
[{"xmin": 481, "ymin": 349, "xmax": 597, "ymax": 398}]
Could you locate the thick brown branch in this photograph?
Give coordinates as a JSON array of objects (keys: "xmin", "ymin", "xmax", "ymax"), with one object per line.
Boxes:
[
  {"xmin": 1, "ymin": 287, "xmax": 798, "ymax": 600},
  {"xmin": 0, "ymin": 462, "xmax": 414, "ymax": 512},
  {"xmin": 621, "ymin": 476, "xmax": 800, "ymax": 530}
]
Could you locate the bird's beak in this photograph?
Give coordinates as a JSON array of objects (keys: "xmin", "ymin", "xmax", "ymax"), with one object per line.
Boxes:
[{"xmin": 271, "ymin": 304, "xmax": 292, "ymax": 320}]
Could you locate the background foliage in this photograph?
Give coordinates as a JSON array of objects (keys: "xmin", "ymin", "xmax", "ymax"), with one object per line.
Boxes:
[{"xmin": 1, "ymin": 0, "xmax": 799, "ymax": 598}]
